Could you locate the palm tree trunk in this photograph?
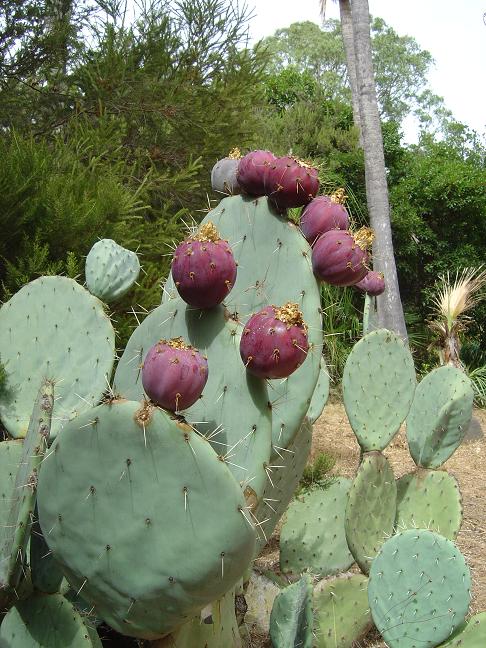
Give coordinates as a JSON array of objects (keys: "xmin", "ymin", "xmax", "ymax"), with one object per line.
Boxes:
[
  {"xmin": 338, "ymin": 0, "xmax": 362, "ymax": 140},
  {"xmin": 350, "ymin": 0, "xmax": 408, "ymax": 340}
]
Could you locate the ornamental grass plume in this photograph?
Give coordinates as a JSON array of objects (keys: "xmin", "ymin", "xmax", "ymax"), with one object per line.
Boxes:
[{"xmin": 428, "ymin": 266, "xmax": 486, "ymax": 368}]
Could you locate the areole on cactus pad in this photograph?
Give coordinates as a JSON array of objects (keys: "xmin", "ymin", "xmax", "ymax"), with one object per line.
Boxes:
[
  {"xmin": 311, "ymin": 227, "xmax": 373, "ymax": 286},
  {"xmin": 171, "ymin": 222, "xmax": 237, "ymax": 309},
  {"xmin": 240, "ymin": 302, "xmax": 309, "ymax": 379}
]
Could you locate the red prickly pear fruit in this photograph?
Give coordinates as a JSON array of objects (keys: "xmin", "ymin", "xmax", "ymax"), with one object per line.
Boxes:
[
  {"xmin": 354, "ymin": 270, "xmax": 385, "ymax": 296},
  {"xmin": 311, "ymin": 227, "xmax": 373, "ymax": 286},
  {"xmin": 211, "ymin": 148, "xmax": 241, "ymax": 195},
  {"xmin": 171, "ymin": 222, "xmax": 237, "ymax": 309},
  {"xmin": 240, "ymin": 303, "xmax": 309, "ymax": 379},
  {"xmin": 237, "ymin": 150, "xmax": 277, "ymax": 196},
  {"xmin": 142, "ymin": 338, "xmax": 208, "ymax": 411},
  {"xmin": 300, "ymin": 189, "xmax": 350, "ymax": 246},
  {"xmin": 266, "ymin": 156, "xmax": 319, "ymax": 210}
]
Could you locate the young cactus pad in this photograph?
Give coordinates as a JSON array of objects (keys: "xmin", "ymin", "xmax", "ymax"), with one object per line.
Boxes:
[
  {"xmin": 439, "ymin": 612, "xmax": 486, "ymax": 647},
  {"xmin": 368, "ymin": 529, "xmax": 472, "ymax": 648},
  {"xmin": 0, "ymin": 276, "xmax": 115, "ymax": 439},
  {"xmin": 0, "ymin": 592, "xmax": 102, "ymax": 647},
  {"xmin": 85, "ymin": 238, "xmax": 140, "ymax": 303},
  {"xmin": 345, "ymin": 451, "xmax": 397, "ymax": 574},
  {"xmin": 163, "ymin": 195, "xmax": 323, "ymax": 453},
  {"xmin": 396, "ymin": 469, "xmax": 463, "ymax": 540},
  {"xmin": 406, "ymin": 365, "xmax": 474, "ymax": 469},
  {"xmin": 269, "ymin": 574, "xmax": 314, "ymax": 648},
  {"xmin": 37, "ymin": 400, "xmax": 256, "ymax": 639},
  {"xmin": 342, "ymin": 329, "xmax": 416, "ymax": 451},
  {"xmin": 114, "ymin": 302, "xmax": 271, "ymax": 501},
  {"xmin": 314, "ymin": 574, "xmax": 372, "ymax": 648},
  {"xmin": 306, "ymin": 357, "xmax": 330, "ymax": 424},
  {"xmin": 280, "ymin": 478, "xmax": 354, "ymax": 577}
]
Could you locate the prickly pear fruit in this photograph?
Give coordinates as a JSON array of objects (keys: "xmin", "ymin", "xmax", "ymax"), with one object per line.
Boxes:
[
  {"xmin": 237, "ymin": 150, "xmax": 277, "ymax": 197},
  {"xmin": 354, "ymin": 270, "xmax": 385, "ymax": 296},
  {"xmin": 312, "ymin": 228, "xmax": 373, "ymax": 286},
  {"xmin": 240, "ymin": 303, "xmax": 308, "ymax": 379},
  {"xmin": 142, "ymin": 338, "xmax": 208, "ymax": 411},
  {"xmin": 211, "ymin": 148, "xmax": 241, "ymax": 195},
  {"xmin": 171, "ymin": 222, "xmax": 237, "ymax": 309},
  {"xmin": 267, "ymin": 156, "xmax": 319, "ymax": 210},
  {"xmin": 300, "ymin": 190, "xmax": 349, "ymax": 246}
]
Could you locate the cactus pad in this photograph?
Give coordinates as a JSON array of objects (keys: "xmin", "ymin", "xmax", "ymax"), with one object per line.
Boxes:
[
  {"xmin": 345, "ymin": 451, "xmax": 397, "ymax": 574},
  {"xmin": 406, "ymin": 365, "xmax": 474, "ymax": 469},
  {"xmin": 30, "ymin": 513, "xmax": 65, "ymax": 594},
  {"xmin": 85, "ymin": 238, "xmax": 140, "ymax": 303},
  {"xmin": 342, "ymin": 329, "xmax": 416, "ymax": 451},
  {"xmin": 368, "ymin": 529, "xmax": 472, "ymax": 648},
  {"xmin": 37, "ymin": 400, "xmax": 256, "ymax": 639},
  {"xmin": 0, "ymin": 592, "xmax": 102, "ymax": 647},
  {"xmin": 307, "ymin": 358, "xmax": 330, "ymax": 424},
  {"xmin": 314, "ymin": 573, "xmax": 372, "ymax": 648},
  {"xmin": 114, "ymin": 302, "xmax": 271, "ymax": 501},
  {"xmin": 163, "ymin": 195, "xmax": 323, "ymax": 452},
  {"xmin": 280, "ymin": 478, "xmax": 354, "ymax": 577},
  {"xmin": 396, "ymin": 469, "xmax": 462, "ymax": 540},
  {"xmin": 0, "ymin": 276, "xmax": 115, "ymax": 439},
  {"xmin": 269, "ymin": 574, "xmax": 313, "ymax": 648},
  {"xmin": 439, "ymin": 612, "xmax": 486, "ymax": 647}
]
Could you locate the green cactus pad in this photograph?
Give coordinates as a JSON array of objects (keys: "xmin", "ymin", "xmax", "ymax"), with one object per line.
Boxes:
[
  {"xmin": 0, "ymin": 592, "xmax": 101, "ymax": 647},
  {"xmin": 253, "ymin": 419, "xmax": 312, "ymax": 554},
  {"xmin": 0, "ymin": 276, "xmax": 115, "ymax": 439},
  {"xmin": 85, "ymin": 238, "xmax": 140, "ymax": 303},
  {"xmin": 368, "ymin": 529, "xmax": 472, "ymax": 648},
  {"xmin": 280, "ymin": 478, "xmax": 354, "ymax": 577},
  {"xmin": 114, "ymin": 302, "xmax": 271, "ymax": 501},
  {"xmin": 0, "ymin": 380, "xmax": 53, "ymax": 592},
  {"xmin": 163, "ymin": 195, "xmax": 323, "ymax": 453},
  {"xmin": 439, "ymin": 612, "xmax": 486, "ymax": 647},
  {"xmin": 269, "ymin": 574, "xmax": 313, "ymax": 648},
  {"xmin": 396, "ymin": 469, "xmax": 462, "ymax": 540},
  {"xmin": 37, "ymin": 400, "xmax": 256, "ymax": 639},
  {"xmin": 307, "ymin": 358, "xmax": 330, "ymax": 424},
  {"xmin": 342, "ymin": 329, "xmax": 416, "ymax": 451},
  {"xmin": 30, "ymin": 512, "xmax": 65, "ymax": 594},
  {"xmin": 157, "ymin": 589, "xmax": 241, "ymax": 648},
  {"xmin": 406, "ymin": 365, "xmax": 474, "ymax": 469},
  {"xmin": 345, "ymin": 451, "xmax": 397, "ymax": 574},
  {"xmin": 314, "ymin": 573, "xmax": 372, "ymax": 648}
]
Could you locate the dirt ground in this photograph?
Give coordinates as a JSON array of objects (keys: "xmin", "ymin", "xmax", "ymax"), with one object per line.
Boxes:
[{"xmin": 250, "ymin": 398, "xmax": 486, "ymax": 647}]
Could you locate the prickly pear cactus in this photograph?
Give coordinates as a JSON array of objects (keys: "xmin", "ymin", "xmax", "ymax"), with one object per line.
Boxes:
[
  {"xmin": 30, "ymin": 512, "xmax": 65, "ymax": 594},
  {"xmin": 85, "ymin": 238, "xmax": 140, "ymax": 303},
  {"xmin": 314, "ymin": 573, "xmax": 372, "ymax": 648},
  {"xmin": 114, "ymin": 302, "xmax": 271, "ymax": 501},
  {"xmin": 439, "ymin": 612, "xmax": 486, "ymax": 647},
  {"xmin": 269, "ymin": 574, "xmax": 313, "ymax": 648},
  {"xmin": 345, "ymin": 451, "xmax": 397, "ymax": 574},
  {"xmin": 396, "ymin": 469, "xmax": 463, "ymax": 540},
  {"xmin": 307, "ymin": 358, "xmax": 330, "ymax": 424},
  {"xmin": 406, "ymin": 365, "xmax": 474, "ymax": 469},
  {"xmin": 368, "ymin": 529, "xmax": 471, "ymax": 648},
  {"xmin": 0, "ymin": 276, "xmax": 115, "ymax": 439},
  {"xmin": 342, "ymin": 329, "xmax": 416, "ymax": 451},
  {"xmin": 163, "ymin": 195, "xmax": 323, "ymax": 453},
  {"xmin": 0, "ymin": 380, "xmax": 53, "ymax": 592},
  {"xmin": 0, "ymin": 592, "xmax": 102, "ymax": 647},
  {"xmin": 37, "ymin": 400, "xmax": 256, "ymax": 639},
  {"xmin": 280, "ymin": 478, "xmax": 354, "ymax": 577}
]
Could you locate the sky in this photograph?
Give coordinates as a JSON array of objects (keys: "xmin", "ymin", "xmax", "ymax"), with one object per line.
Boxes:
[{"xmin": 246, "ymin": 0, "xmax": 486, "ymax": 142}]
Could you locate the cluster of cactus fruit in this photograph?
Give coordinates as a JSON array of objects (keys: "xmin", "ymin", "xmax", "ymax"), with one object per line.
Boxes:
[{"xmin": 0, "ymin": 148, "xmax": 483, "ymax": 648}]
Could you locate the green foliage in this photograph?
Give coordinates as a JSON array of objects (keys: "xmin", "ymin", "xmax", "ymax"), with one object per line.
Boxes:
[{"xmin": 298, "ymin": 452, "xmax": 336, "ymax": 493}]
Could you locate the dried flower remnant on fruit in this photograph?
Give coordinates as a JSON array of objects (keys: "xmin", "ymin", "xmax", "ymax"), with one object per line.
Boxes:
[
  {"xmin": 190, "ymin": 222, "xmax": 221, "ymax": 243},
  {"xmin": 354, "ymin": 227, "xmax": 374, "ymax": 250},
  {"xmin": 330, "ymin": 188, "xmax": 347, "ymax": 204},
  {"xmin": 274, "ymin": 303, "xmax": 307, "ymax": 330},
  {"xmin": 228, "ymin": 147, "xmax": 241, "ymax": 159}
]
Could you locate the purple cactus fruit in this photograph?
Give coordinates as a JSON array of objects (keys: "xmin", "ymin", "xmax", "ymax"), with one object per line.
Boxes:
[
  {"xmin": 311, "ymin": 227, "xmax": 374, "ymax": 286},
  {"xmin": 354, "ymin": 270, "xmax": 385, "ymax": 296},
  {"xmin": 237, "ymin": 150, "xmax": 277, "ymax": 196},
  {"xmin": 240, "ymin": 303, "xmax": 309, "ymax": 379},
  {"xmin": 266, "ymin": 156, "xmax": 319, "ymax": 210},
  {"xmin": 171, "ymin": 222, "xmax": 237, "ymax": 309},
  {"xmin": 300, "ymin": 189, "xmax": 350, "ymax": 246},
  {"xmin": 142, "ymin": 337, "xmax": 208, "ymax": 411},
  {"xmin": 211, "ymin": 148, "xmax": 241, "ymax": 195}
]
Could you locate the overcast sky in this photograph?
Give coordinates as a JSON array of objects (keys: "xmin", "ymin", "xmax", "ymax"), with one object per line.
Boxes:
[{"xmin": 246, "ymin": 0, "xmax": 486, "ymax": 141}]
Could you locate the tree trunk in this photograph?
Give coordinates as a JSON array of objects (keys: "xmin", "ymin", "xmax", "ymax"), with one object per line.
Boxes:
[
  {"xmin": 349, "ymin": 0, "xmax": 408, "ymax": 341},
  {"xmin": 338, "ymin": 0, "xmax": 362, "ymax": 140}
]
